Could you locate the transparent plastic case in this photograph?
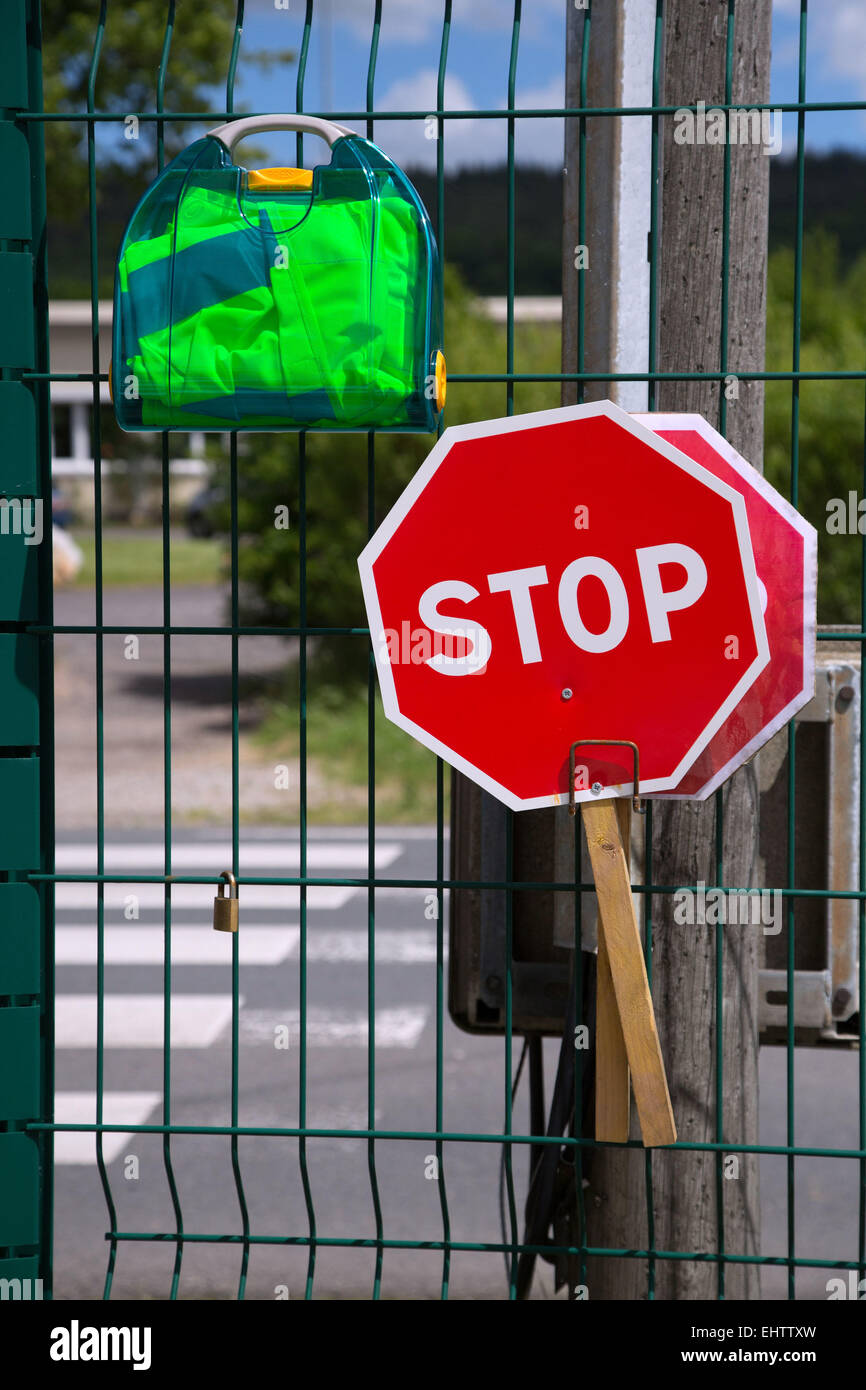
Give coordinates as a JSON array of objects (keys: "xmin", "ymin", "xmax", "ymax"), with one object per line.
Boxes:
[{"xmin": 113, "ymin": 115, "xmax": 445, "ymax": 432}]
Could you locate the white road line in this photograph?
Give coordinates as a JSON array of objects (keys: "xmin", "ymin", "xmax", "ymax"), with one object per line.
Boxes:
[
  {"xmin": 239, "ymin": 1006, "xmax": 429, "ymax": 1049},
  {"xmin": 235, "ymin": 1104, "xmax": 385, "ymax": 1147},
  {"xmin": 368, "ymin": 887, "xmax": 438, "ymax": 900},
  {"xmin": 55, "ymin": 927, "xmax": 300, "ymax": 966},
  {"xmin": 54, "ymin": 843, "xmax": 402, "ymax": 871},
  {"xmin": 54, "ymin": 927, "xmax": 440, "ymax": 966},
  {"xmin": 53, "ymin": 1092, "xmax": 161, "ymax": 1165},
  {"xmin": 291, "ymin": 930, "xmax": 439, "ymax": 964},
  {"xmin": 55, "ymin": 883, "xmax": 357, "ymax": 912},
  {"xmin": 55, "ymin": 995, "xmax": 240, "ymax": 1049}
]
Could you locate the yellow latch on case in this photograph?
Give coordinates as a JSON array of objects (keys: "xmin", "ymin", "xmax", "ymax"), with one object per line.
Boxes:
[{"xmin": 247, "ymin": 167, "xmax": 314, "ymax": 191}]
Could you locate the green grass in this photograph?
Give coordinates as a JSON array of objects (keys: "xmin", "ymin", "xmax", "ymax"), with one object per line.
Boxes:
[
  {"xmin": 72, "ymin": 529, "xmax": 223, "ymax": 588},
  {"xmin": 255, "ymin": 678, "xmax": 447, "ymax": 824}
]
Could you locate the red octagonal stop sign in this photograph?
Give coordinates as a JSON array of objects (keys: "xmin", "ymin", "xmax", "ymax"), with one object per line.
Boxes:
[
  {"xmin": 634, "ymin": 414, "xmax": 817, "ymax": 800},
  {"xmin": 358, "ymin": 401, "xmax": 770, "ymax": 809}
]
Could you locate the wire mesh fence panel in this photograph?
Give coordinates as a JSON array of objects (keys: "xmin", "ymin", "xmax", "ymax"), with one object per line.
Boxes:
[{"xmin": 2, "ymin": 0, "xmax": 863, "ymax": 1301}]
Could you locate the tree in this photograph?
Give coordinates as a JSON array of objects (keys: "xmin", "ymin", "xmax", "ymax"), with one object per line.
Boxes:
[
  {"xmin": 223, "ymin": 233, "xmax": 866, "ymax": 686},
  {"xmin": 42, "ymin": 0, "xmax": 291, "ymax": 294},
  {"xmin": 764, "ymin": 231, "xmax": 866, "ymax": 623},
  {"xmin": 217, "ymin": 266, "xmax": 561, "ymax": 681}
]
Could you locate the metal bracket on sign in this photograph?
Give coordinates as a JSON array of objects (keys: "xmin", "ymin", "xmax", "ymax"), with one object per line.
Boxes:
[{"xmin": 568, "ymin": 738, "xmax": 645, "ymax": 816}]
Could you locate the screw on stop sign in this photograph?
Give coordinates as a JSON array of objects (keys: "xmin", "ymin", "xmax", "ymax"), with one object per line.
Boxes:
[{"xmin": 358, "ymin": 400, "xmax": 770, "ymax": 810}]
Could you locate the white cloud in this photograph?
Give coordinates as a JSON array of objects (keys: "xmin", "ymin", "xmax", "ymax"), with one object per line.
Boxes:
[
  {"xmin": 377, "ymin": 69, "xmax": 476, "ymax": 115},
  {"xmin": 370, "ymin": 67, "xmax": 564, "ymax": 171},
  {"xmin": 774, "ymin": 0, "xmax": 866, "ymax": 98},
  {"xmin": 244, "ymin": 0, "xmax": 437, "ymax": 43},
  {"xmin": 817, "ymin": 1, "xmax": 866, "ymax": 95},
  {"xmin": 370, "ymin": 69, "xmax": 479, "ymax": 169},
  {"xmin": 331, "ymin": 0, "xmax": 437, "ymax": 44},
  {"xmin": 512, "ymin": 73, "xmax": 565, "ymax": 167}
]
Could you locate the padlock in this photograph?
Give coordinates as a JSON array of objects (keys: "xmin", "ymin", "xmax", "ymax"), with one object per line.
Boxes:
[{"xmin": 213, "ymin": 870, "xmax": 239, "ymax": 932}]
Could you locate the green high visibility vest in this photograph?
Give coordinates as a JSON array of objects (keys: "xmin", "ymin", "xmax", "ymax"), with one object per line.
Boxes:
[{"xmin": 113, "ymin": 120, "xmax": 444, "ymax": 432}]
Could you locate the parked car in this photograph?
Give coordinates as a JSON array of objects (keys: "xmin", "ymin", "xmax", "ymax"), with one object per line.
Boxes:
[
  {"xmin": 185, "ymin": 484, "xmax": 224, "ymax": 538},
  {"xmin": 52, "ymin": 487, "xmax": 76, "ymax": 529}
]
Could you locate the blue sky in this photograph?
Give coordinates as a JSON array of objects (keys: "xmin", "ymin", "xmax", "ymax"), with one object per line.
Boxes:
[{"xmin": 221, "ymin": 0, "xmax": 866, "ymax": 169}]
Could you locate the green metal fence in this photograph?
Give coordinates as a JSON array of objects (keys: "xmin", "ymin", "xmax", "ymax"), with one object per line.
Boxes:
[{"xmin": 1, "ymin": 0, "xmax": 865, "ymax": 1301}]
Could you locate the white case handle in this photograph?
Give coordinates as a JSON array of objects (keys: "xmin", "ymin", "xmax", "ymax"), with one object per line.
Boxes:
[{"xmin": 206, "ymin": 113, "xmax": 356, "ymax": 154}]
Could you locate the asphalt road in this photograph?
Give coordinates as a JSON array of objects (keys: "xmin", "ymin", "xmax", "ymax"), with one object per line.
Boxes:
[
  {"xmin": 53, "ymin": 585, "xmax": 294, "ymax": 830},
  {"xmin": 48, "ymin": 576, "xmax": 859, "ymax": 1299},
  {"xmin": 53, "ymin": 827, "xmax": 537, "ymax": 1301},
  {"xmin": 50, "ymin": 827, "xmax": 862, "ymax": 1302}
]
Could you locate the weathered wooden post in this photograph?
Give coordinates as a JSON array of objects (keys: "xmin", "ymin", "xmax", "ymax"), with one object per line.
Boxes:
[{"xmin": 567, "ymin": 0, "xmax": 771, "ymax": 1298}]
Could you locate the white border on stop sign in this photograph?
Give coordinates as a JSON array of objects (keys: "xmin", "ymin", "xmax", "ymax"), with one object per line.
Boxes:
[
  {"xmin": 632, "ymin": 412, "xmax": 818, "ymax": 801},
  {"xmin": 357, "ymin": 399, "xmax": 771, "ymax": 810}
]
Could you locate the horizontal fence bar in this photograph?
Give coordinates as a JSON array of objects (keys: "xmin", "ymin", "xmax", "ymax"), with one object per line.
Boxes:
[
  {"xmin": 14, "ymin": 100, "xmax": 866, "ymax": 122},
  {"xmin": 21, "ymin": 626, "xmax": 866, "ymax": 640},
  {"xmin": 25, "ymin": 626, "xmax": 370, "ymax": 637},
  {"xmin": 20, "ymin": 628, "xmax": 866, "ymax": 641},
  {"xmin": 449, "ymin": 372, "xmax": 866, "ymax": 383},
  {"xmin": 24, "ymin": 371, "xmax": 866, "ymax": 384},
  {"xmin": 97, "ymin": 1230, "xmax": 866, "ymax": 1272},
  {"xmin": 24, "ymin": 871, "xmax": 866, "ymax": 899},
  {"xmin": 23, "ymin": 1121, "xmax": 866, "ymax": 1162}
]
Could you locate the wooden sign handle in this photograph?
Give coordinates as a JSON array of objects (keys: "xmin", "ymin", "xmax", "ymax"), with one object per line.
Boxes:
[
  {"xmin": 594, "ymin": 798, "xmax": 631, "ymax": 1142},
  {"xmin": 582, "ymin": 797, "xmax": 677, "ymax": 1148}
]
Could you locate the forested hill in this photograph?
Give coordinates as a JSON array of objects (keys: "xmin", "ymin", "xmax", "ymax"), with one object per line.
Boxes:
[
  {"xmin": 405, "ymin": 150, "xmax": 866, "ymax": 295},
  {"xmin": 47, "ymin": 150, "xmax": 866, "ymax": 299}
]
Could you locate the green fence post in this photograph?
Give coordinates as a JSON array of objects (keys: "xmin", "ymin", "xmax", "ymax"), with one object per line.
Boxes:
[{"xmin": 0, "ymin": 0, "xmax": 53, "ymax": 1300}]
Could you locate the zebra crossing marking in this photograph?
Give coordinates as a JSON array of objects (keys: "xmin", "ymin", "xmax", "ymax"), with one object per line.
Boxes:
[
  {"xmin": 238, "ymin": 1005, "xmax": 429, "ymax": 1049},
  {"xmin": 55, "ymin": 994, "xmax": 240, "ymax": 1049},
  {"xmin": 55, "ymin": 927, "xmax": 440, "ymax": 966},
  {"xmin": 53, "ymin": 1092, "xmax": 161, "ymax": 1165}
]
